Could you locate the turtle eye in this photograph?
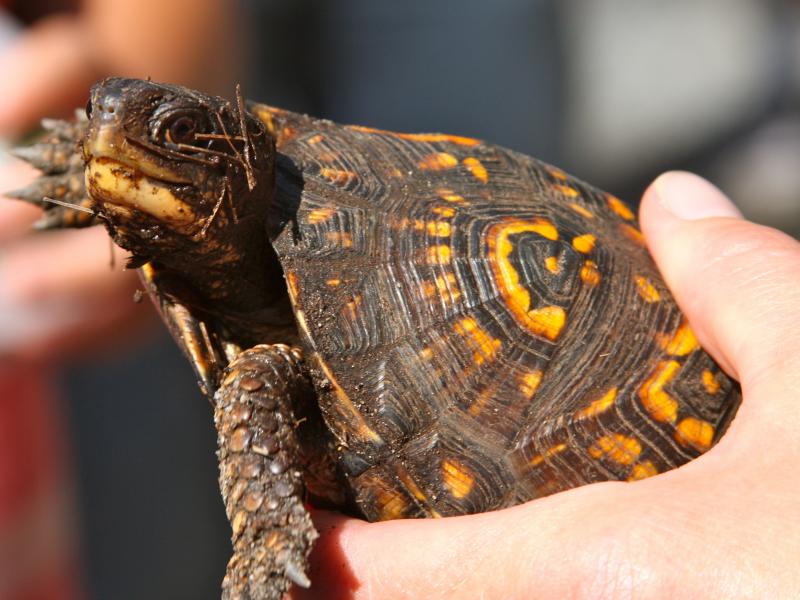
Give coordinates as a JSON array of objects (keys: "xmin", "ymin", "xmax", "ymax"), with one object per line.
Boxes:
[
  {"xmin": 166, "ymin": 115, "xmax": 198, "ymax": 145},
  {"xmin": 153, "ymin": 108, "xmax": 212, "ymax": 150}
]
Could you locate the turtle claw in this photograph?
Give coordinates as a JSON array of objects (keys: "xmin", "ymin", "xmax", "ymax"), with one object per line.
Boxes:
[
  {"xmin": 284, "ymin": 560, "xmax": 312, "ymax": 589},
  {"xmin": 6, "ymin": 115, "xmax": 95, "ymax": 230},
  {"xmin": 9, "ymin": 141, "xmax": 83, "ymax": 174}
]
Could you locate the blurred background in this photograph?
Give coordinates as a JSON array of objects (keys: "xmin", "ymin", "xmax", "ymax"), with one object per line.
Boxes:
[{"xmin": 0, "ymin": 1, "xmax": 797, "ymax": 598}]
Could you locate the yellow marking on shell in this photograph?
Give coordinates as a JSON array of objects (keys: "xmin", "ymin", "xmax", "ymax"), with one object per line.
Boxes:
[
  {"xmin": 344, "ymin": 294, "xmax": 362, "ymax": 320},
  {"xmin": 326, "ymin": 231, "xmax": 353, "ymax": 248},
  {"xmin": 399, "ymin": 132, "xmax": 480, "ymax": 146},
  {"xmin": 547, "ymin": 166, "xmax": 568, "ymax": 180},
  {"xmin": 572, "ymin": 234, "xmax": 596, "ymax": 254},
  {"xmin": 308, "ymin": 208, "xmax": 335, "ymax": 224},
  {"xmin": 432, "ymin": 206, "xmax": 456, "ymax": 217},
  {"xmin": 635, "ymin": 276, "xmax": 661, "ymax": 303},
  {"xmin": 386, "ymin": 167, "xmax": 404, "ymax": 178},
  {"xmin": 421, "ymin": 280, "xmax": 438, "ymax": 299},
  {"xmin": 607, "ymin": 195, "xmax": 635, "ymax": 220},
  {"xmin": 462, "ymin": 157, "xmax": 489, "ymax": 183},
  {"xmin": 426, "ymin": 244, "xmax": 452, "ymax": 265},
  {"xmin": 621, "ymin": 223, "xmax": 645, "ymax": 246},
  {"xmin": 316, "ymin": 358, "xmax": 382, "ymax": 443},
  {"xmin": 376, "ymin": 489, "xmax": 409, "ymax": 521},
  {"xmin": 307, "ymin": 134, "xmax": 324, "ymax": 145},
  {"xmin": 530, "ymin": 443, "xmax": 567, "ymax": 466},
  {"xmin": 435, "ymin": 273, "xmax": 461, "ymax": 302},
  {"xmin": 454, "ymin": 317, "xmax": 501, "ymax": 366},
  {"xmin": 285, "ymin": 271, "xmax": 300, "ymax": 301},
  {"xmin": 427, "ymin": 221, "xmax": 452, "ymax": 237},
  {"xmin": 413, "ymin": 220, "xmax": 425, "ymax": 231},
  {"xmin": 468, "ymin": 385, "xmax": 496, "ymax": 416},
  {"xmin": 519, "ymin": 370, "xmax": 543, "ymax": 397},
  {"xmin": 702, "ymin": 370, "xmax": 721, "ymax": 395},
  {"xmin": 639, "ymin": 360, "xmax": 680, "ymax": 423},
  {"xmin": 659, "ymin": 321, "xmax": 699, "ymax": 356},
  {"xmin": 588, "ymin": 434, "xmax": 642, "ymax": 466},
  {"xmin": 420, "ymin": 347, "xmax": 434, "ymax": 360},
  {"xmin": 575, "ymin": 387, "xmax": 618, "ymax": 420},
  {"xmin": 437, "ymin": 188, "xmax": 468, "ymax": 204},
  {"xmin": 254, "ymin": 106, "xmax": 277, "ymax": 136},
  {"xmin": 552, "ymin": 183, "xmax": 579, "ymax": 197},
  {"xmin": 319, "ymin": 167, "xmax": 357, "ymax": 185},
  {"xmin": 281, "ymin": 125, "xmax": 298, "ymax": 143},
  {"xmin": 442, "ymin": 459, "xmax": 474, "ymax": 498},
  {"xmin": 528, "ymin": 306, "xmax": 567, "ymax": 342},
  {"xmin": 348, "ymin": 125, "xmax": 480, "ymax": 146},
  {"xmin": 395, "ymin": 470, "xmax": 442, "ymax": 518},
  {"xmin": 545, "ymin": 256, "xmax": 560, "ymax": 274},
  {"xmin": 487, "ymin": 219, "xmax": 566, "ymax": 340},
  {"xmin": 419, "ymin": 152, "xmax": 459, "ymax": 171},
  {"xmin": 675, "ymin": 417, "xmax": 715, "ymax": 451},
  {"xmin": 580, "ymin": 260, "xmax": 602, "ymax": 287},
  {"xmin": 569, "ymin": 203, "xmax": 594, "ymax": 219},
  {"xmin": 316, "ymin": 151, "xmax": 340, "ymax": 163},
  {"xmin": 326, "ymin": 278, "xmax": 342, "ymax": 287},
  {"xmin": 628, "ymin": 460, "xmax": 659, "ymax": 481}
]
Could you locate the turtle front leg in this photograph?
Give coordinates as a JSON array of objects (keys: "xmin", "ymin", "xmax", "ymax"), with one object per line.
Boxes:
[
  {"xmin": 215, "ymin": 344, "xmax": 318, "ymax": 600},
  {"xmin": 8, "ymin": 113, "xmax": 97, "ymax": 230}
]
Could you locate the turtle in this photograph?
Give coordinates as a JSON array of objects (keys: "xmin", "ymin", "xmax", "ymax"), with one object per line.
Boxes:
[{"xmin": 10, "ymin": 77, "xmax": 741, "ymax": 599}]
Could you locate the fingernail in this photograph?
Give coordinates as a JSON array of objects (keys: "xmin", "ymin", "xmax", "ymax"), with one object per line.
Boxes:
[{"xmin": 653, "ymin": 171, "xmax": 742, "ymax": 221}]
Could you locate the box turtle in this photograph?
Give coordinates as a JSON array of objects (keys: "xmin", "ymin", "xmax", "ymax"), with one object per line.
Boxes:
[{"xmin": 11, "ymin": 78, "xmax": 740, "ymax": 599}]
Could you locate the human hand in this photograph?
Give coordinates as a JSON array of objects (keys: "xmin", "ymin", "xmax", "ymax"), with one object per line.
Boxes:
[
  {"xmin": 0, "ymin": 157, "xmax": 149, "ymax": 362},
  {"xmin": 294, "ymin": 172, "xmax": 800, "ymax": 599}
]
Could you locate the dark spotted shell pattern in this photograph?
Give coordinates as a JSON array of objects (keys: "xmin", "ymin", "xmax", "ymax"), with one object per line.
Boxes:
[{"xmin": 257, "ymin": 105, "xmax": 739, "ymax": 521}]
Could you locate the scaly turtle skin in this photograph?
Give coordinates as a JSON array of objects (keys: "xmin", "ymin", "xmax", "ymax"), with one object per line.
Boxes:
[{"xmin": 11, "ymin": 78, "xmax": 740, "ymax": 599}]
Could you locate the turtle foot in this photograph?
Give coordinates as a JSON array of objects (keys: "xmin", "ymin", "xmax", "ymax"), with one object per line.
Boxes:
[
  {"xmin": 216, "ymin": 344, "xmax": 319, "ymax": 600},
  {"xmin": 7, "ymin": 113, "xmax": 96, "ymax": 230}
]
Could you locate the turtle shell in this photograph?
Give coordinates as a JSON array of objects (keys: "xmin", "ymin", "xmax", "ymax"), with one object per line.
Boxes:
[{"xmin": 255, "ymin": 106, "xmax": 740, "ymax": 521}]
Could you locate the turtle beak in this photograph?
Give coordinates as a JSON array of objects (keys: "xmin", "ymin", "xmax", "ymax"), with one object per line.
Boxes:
[{"xmin": 83, "ymin": 81, "xmax": 196, "ymax": 225}]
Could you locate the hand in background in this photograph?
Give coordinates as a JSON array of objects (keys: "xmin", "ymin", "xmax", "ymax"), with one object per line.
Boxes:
[
  {"xmin": 296, "ymin": 172, "xmax": 800, "ymax": 599},
  {"xmin": 0, "ymin": 0, "xmax": 239, "ymax": 362}
]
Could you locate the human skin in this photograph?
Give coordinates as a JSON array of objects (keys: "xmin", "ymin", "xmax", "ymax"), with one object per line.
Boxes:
[
  {"xmin": 294, "ymin": 171, "xmax": 800, "ymax": 600},
  {"xmin": 0, "ymin": 0, "xmax": 239, "ymax": 360}
]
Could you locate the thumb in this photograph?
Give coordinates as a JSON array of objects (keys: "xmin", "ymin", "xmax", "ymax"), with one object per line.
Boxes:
[{"xmin": 640, "ymin": 171, "xmax": 800, "ymax": 413}]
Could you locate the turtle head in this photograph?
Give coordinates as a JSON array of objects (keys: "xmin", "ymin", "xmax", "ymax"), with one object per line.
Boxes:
[{"xmin": 83, "ymin": 77, "xmax": 275, "ymax": 264}]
